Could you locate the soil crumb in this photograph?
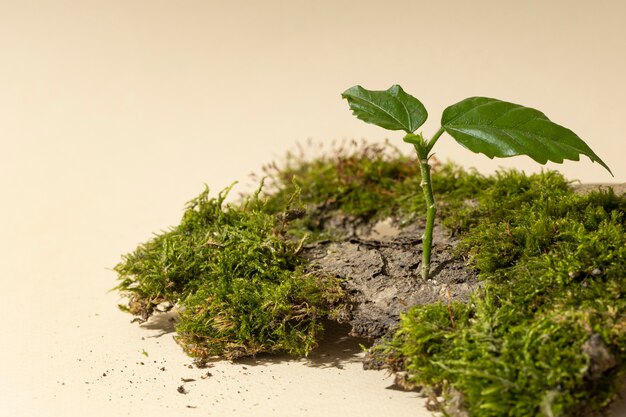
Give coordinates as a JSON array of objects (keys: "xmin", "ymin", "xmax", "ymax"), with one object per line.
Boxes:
[{"xmin": 301, "ymin": 218, "xmax": 479, "ymax": 339}]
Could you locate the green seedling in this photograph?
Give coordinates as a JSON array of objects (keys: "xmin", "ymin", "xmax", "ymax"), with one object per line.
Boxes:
[{"xmin": 342, "ymin": 85, "xmax": 612, "ymax": 280}]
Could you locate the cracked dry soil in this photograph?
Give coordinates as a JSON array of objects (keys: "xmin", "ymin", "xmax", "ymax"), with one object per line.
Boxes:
[{"xmin": 301, "ymin": 219, "xmax": 479, "ymax": 339}]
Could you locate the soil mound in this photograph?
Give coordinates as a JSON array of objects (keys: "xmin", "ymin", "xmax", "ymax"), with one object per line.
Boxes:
[{"xmin": 301, "ymin": 219, "xmax": 479, "ymax": 339}]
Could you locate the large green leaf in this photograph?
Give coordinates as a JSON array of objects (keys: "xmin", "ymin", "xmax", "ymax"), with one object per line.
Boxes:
[
  {"xmin": 342, "ymin": 85, "xmax": 428, "ymax": 133},
  {"xmin": 441, "ymin": 97, "xmax": 612, "ymax": 175}
]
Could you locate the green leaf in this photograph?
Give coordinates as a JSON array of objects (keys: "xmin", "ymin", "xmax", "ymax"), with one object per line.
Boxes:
[
  {"xmin": 341, "ymin": 85, "xmax": 428, "ymax": 133},
  {"xmin": 441, "ymin": 97, "xmax": 612, "ymax": 175}
]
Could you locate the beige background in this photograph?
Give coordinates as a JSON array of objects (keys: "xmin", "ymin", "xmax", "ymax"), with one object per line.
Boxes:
[{"xmin": 1, "ymin": 1, "xmax": 625, "ymax": 416}]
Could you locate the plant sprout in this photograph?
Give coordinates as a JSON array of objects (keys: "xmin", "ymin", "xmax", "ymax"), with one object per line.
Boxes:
[{"xmin": 342, "ymin": 85, "xmax": 613, "ymax": 280}]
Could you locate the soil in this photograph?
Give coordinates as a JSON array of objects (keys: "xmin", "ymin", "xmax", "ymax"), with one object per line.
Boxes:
[{"xmin": 301, "ymin": 218, "xmax": 479, "ymax": 339}]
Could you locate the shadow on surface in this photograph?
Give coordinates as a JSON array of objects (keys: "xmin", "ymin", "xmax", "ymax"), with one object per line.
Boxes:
[
  {"xmin": 139, "ymin": 310, "xmax": 177, "ymax": 337},
  {"xmin": 237, "ymin": 320, "xmax": 373, "ymax": 369},
  {"xmin": 137, "ymin": 313, "xmax": 371, "ymax": 370}
]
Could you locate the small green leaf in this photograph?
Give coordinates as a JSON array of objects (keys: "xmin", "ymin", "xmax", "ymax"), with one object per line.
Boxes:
[
  {"xmin": 441, "ymin": 97, "xmax": 612, "ymax": 175},
  {"xmin": 342, "ymin": 85, "xmax": 428, "ymax": 133}
]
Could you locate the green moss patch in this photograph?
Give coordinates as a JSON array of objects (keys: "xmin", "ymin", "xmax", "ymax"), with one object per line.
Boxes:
[
  {"xmin": 115, "ymin": 183, "xmax": 345, "ymax": 360},
  {"xmin": 115, "ymin": 140, "xmax": 626, "ymax": 415},
  {"xmin": 262, "ymin": 140, "xmax": 491, "ymax": 233},
  {"xmin": 370, "ymin": 172, "xmax": 626, "ymax": 416}
]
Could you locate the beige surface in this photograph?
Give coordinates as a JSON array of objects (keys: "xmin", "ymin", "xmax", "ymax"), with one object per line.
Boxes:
[
  {"xmin": 572, "ymin": 183, "xmax": 626, "ymax": 196},
  {"xmin": 1, "ymin": 1, "xmax": 625, "ymax": 416}
]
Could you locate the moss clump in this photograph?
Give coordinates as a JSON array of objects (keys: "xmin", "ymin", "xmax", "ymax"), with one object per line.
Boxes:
[
  {"xmin": 115, "ymin": 183, "xmax": 345, "ymax": 360},
  {"xmin": 372, "ymin": 171, "xmax": 626, "ymax": 416},
  {"xmin": 115, "ymin": 140, "xmax": 626, "ymax": 415},
  {"xmin": 262, "ymin": 139, "xmax": 492, "ymax": 233}
]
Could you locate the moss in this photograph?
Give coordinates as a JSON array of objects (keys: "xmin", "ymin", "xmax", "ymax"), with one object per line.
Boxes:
[
  {"xmin": 115, "ymin": 140, "xmax": 626, "ymax": 415},
  {"xmin": 374, "ymin": 173, "xmax": 626, "ymax": 417},
  {"xmin": 115, "ymin": 182, "xmax": 346, "ymax": 360},
  {"xmin": 263, "ymin": 139, "xmax": 492, "ymax": 234}
]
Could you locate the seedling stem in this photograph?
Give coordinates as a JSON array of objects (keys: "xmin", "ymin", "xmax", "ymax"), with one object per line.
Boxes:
[{"xmin": 404, "ymin": 131, "xmax": 442, "ymax": 280}]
